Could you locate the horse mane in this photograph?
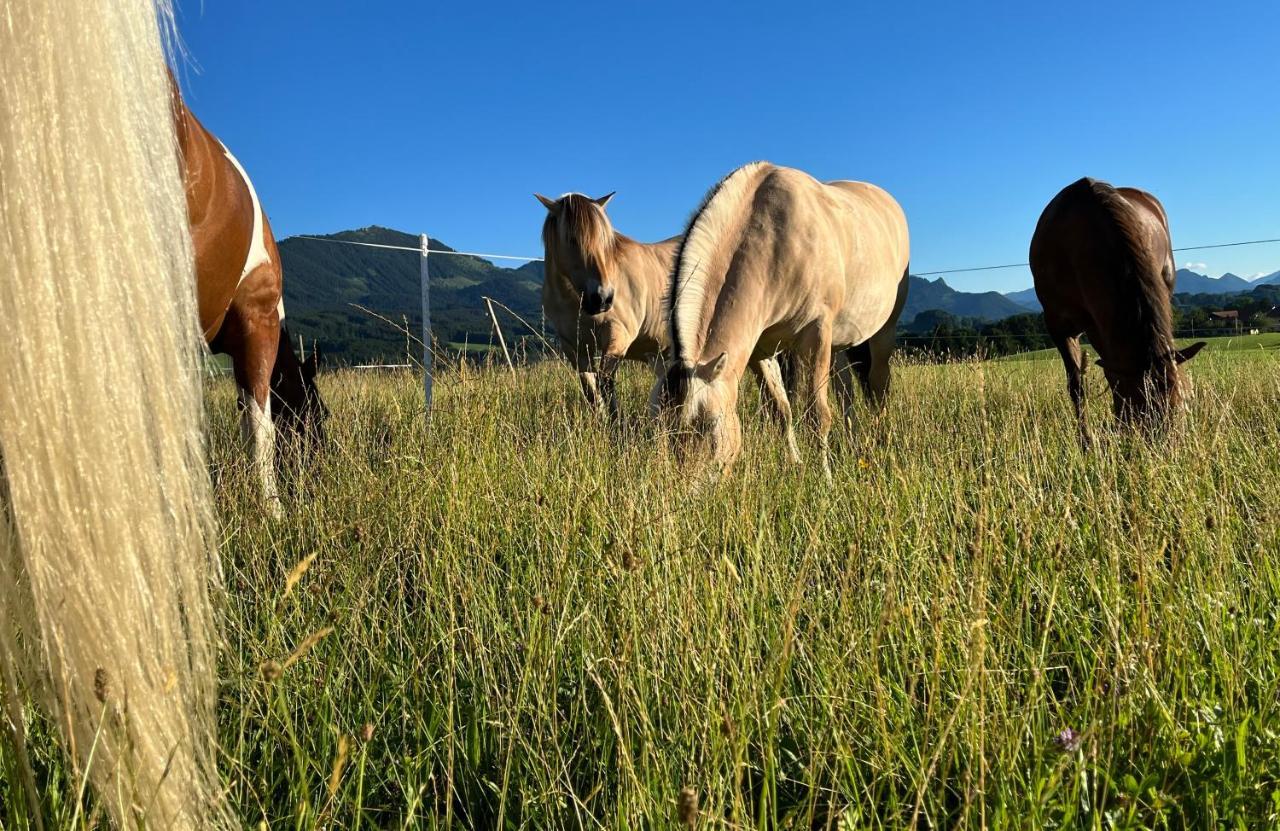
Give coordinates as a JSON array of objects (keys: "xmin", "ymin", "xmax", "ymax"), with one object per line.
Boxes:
[
  {"xmin": 669, "ymin": 162, "xmax": 772, "ymax": 363},
  {"xmin": 1081, "ymin": 178, "xmax": 1177, "ymax": 363},
  {"xmin": 542, "ymin": 193, "xmax": 617, "ymax": 276}
]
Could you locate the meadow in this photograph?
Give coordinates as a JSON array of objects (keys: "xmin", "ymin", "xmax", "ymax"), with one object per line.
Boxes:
[{"xmin": 6, "ymin": 345, "xmax": 1280, "ymax": 829}]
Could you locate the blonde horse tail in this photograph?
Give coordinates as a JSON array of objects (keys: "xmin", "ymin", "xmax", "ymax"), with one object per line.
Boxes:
[{"xmin": 0, "ymin": 0, "xmax": 228, "ymax": 828}]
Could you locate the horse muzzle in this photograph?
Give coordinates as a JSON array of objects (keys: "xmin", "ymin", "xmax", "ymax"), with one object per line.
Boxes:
[{"xmin": 583, "ymin": 286, "xmax": 615, "ymax": 315}]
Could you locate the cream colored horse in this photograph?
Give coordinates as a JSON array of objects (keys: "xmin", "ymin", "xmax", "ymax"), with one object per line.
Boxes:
[
  {"xmin": 1, "ymin": 0, "xmax": 227, "ymax": 827},
  {"xmin": 655, "ymin": 162, "xmax": 910, "ymax": 479},
  {"xmin": 537, "ymin": 192, "xmax": 796, "ymax": 441}
]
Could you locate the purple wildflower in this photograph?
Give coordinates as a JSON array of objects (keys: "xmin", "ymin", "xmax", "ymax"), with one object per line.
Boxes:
[{"xmin": 1053, "ymin": 727, "xmax": 1082, "ymax": 752}]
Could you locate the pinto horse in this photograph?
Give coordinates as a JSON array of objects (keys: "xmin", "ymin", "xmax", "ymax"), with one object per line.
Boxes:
[
  {"xmin": 173, "ymin": 82, "xmax": 325, "ymax": 505},
  {"xmin": 655, "ymin": 162, "xmax": 910, "ymax": 480},
  {"xmin": 1030, "ymin": 177, "xmax": 1205, "ymax": 443}
]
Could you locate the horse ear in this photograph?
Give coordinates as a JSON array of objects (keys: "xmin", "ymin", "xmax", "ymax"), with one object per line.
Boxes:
[
  {"xmin": 535, "ymin": 193, "xmax": 557, "ymax": 211},
  {"xmin": 1175, "ymin": 341, "xmax": 1207, "ymax": 364},
  {"xmin": 698, "ymin": 352, "xmax": 728, "ymax": 382},
  {"xmin": 593, "ymin": 192, "xmax": 616, "ymax": 209}
]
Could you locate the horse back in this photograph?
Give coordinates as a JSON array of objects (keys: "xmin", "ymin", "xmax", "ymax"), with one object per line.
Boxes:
[
  {"xmin": 1030, "ymin": 178, "xmax": 1174, "ymax": 344},
  {"xmin": 175, "ymin": 94, "xmax": 277, "ymax": 341}
]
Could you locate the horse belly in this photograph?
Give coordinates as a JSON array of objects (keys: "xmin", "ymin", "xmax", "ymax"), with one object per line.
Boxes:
[{"xmin": 831, "ymin": 280, "xmax": 898, "ymax": 346}]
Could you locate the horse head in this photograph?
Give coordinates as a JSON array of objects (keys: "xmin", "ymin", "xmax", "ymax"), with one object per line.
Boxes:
[
  {"xmin": 537, "ymin": 191, "xmax": 618, "ymax": 315},
  {"xmin": 272, "ymin": 335, "xmax": 328, "ymax": 451},
  {"xmin": 655, "ymin": 353, "xmax": 742, "ymax": 474},
  {"xmin": 1097, "ymin": 340, "xmax": 1206, "ymax": 429}
]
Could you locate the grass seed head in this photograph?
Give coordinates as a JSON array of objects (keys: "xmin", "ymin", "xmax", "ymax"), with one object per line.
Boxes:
[
  {"xmin": 93, "ymin": 668, "xmax": 109, "ymax": 703},
  {"xmin": 677, "ymin": 786, "xmax": 699, "ymax": 827}
]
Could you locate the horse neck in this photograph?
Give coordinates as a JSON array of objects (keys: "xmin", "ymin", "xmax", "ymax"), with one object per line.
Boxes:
[
  {"xmin": 679, "ymin": 232, "xmax": 772, "ymax": 372},
  {"xmin": 671, "ymin": 165, "xmax": 772, "ymax": 365},
  {"xmin": 625, "ymin": 236, "xmax": 680, "ymax": 348}
]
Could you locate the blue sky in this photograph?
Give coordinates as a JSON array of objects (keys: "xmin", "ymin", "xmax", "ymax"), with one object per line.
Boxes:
[{"xmin": 177, "ymin": 0, "xmax": 1279, "ymax": 293}]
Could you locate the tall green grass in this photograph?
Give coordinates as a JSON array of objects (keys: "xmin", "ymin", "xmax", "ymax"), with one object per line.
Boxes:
[{"xmin": 5, "ymin": 349, "xmax": 1280, "ymax": 829}]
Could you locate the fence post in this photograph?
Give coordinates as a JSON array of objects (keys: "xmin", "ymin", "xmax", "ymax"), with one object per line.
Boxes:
[
  {"xmin": 420, "ymin": 233, "xmax": 432, "ymax": 418},
  {"xmin": 484, "ymin": 297, "xmax": 515, "ymax": 373}
]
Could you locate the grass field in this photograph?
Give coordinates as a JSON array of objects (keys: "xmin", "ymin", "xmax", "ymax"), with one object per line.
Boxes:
[
  {"xmin": 6, "ymin": 348, "xmax": 1280, "ymax": 828},
  {"xmin": 1001, "ymin": 331, "xmax": 1280, "ymax": 362}
]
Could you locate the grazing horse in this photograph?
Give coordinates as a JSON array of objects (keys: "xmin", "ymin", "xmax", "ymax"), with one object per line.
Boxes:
[
  {"xmin": 174, "ymin": 81, "xmax": 325, "ymax": 505},
  {"xmin": 537, "ymin": 191, "xmax": 678, "ymax": 417},
  {"xmin": 0, "ymin": 0, "xmax": 227, "ymax": 826},
  {"xmin": 536, "ymin": 192, "xmax": 796, "ymax": 446},
  {"xmin": 655, "ymin": 162, "xmax": 910, "ymax": 479},
  {"xmin": 1030, "ymin": 178, "xmax": 1205, "ymax": 442}
]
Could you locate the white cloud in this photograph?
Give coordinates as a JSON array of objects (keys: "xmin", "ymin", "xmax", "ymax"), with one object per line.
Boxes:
[{"xmin": 1182, "ymin": 261, "xmax": 1209, "ymax": 272}]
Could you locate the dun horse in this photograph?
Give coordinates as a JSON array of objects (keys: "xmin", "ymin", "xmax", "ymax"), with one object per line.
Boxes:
[
  {"xmin": 1030, "ymin": 177, "xmax": 1205, "ymax": 442},
  {"xmin": 174, "ymin": 81, "xmax": 325, "ymax": 506},
  {"xmin": 1, "ymin": 0, "xmax": 227, "ymax": 826},
  {"xmin": 655, "ymin": 162, "xmax": 910, "ymax": 479},
  {"xmin": 537, "ymin": 192, "xmax": 796, "ymax": 443}
]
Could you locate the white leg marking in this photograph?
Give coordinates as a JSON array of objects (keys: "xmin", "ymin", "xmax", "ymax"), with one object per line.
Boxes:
[
  {"xmin": 580, "ymin": 371, "xmax": 605, "ymax": 412},
  {"xmin": 240, "ymin": 390, "xmax": 280, "ymax": 516}
]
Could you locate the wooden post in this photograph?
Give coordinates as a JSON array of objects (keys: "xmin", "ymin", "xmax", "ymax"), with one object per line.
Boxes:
[
  {"xmin": 420, "ymin": 233, "xmax": 432, "ymax": 416},
  {"xmin": 484, "ymin": 297, "xmax": 515, "ymax": 373}
]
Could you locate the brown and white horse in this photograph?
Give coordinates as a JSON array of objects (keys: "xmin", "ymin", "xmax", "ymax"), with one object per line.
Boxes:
[
  {"xmin": 173, "ymin": 81, "xmax": 325, "ymax": 505},
  {"xmin": 537, "ymin": 192, "xmax": 797, "ymax": 452}
]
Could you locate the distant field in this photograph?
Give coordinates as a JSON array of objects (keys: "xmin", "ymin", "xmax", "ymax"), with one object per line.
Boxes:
[
  {"xmin": 1001, "ymin": 331, "xmax": 1280, "ymax": 362},
  {"xmin": 6, "ymin": 349, "xmax": 1279, "ymax": 828}
]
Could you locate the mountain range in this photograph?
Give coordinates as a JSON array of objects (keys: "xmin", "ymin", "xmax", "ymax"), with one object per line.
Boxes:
[
  {"xmin": 1003, "ymin": 268, "xmax": 1280, "ymax": 313},
  {"xmin": 278, "ymin": 226, "xmax": 1275, "ymax": 363}
]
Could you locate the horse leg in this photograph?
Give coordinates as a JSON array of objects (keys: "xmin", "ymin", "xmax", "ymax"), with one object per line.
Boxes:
[
  {"xmin": 798, "ymin": 323, "xmax": 835, "ymax": 484},
  {"xmin": 598, "ymin": 355, "xmax": 623, "ymax": 423},
  {"xmin": 227, "ymin": 324, "xmax": 282, "ymax": 516},
  {"xmin": 571, "ymin": 344, "xmax": 606, "ymax": 415},
  {"xmin": 647, "ymin": 354, "xmax": 667, "ymax": 418},
  {"xmin": 750, "ymin": 356, "xmax": 801, "ymax": 463},
  {"xmin": 858, "ymin": 318, "xmax": 898, "ymax": 409},
  {"xmin": 578, "ymin": 370, "xmax": 603, "ymax": 410},
  {"xmin": 842, "ymin": 340, "xmax": 871, "ymax": 425},
  {"xmin": 1052, "ymin": 332, "xmax": 1089, "ymax": 449}
]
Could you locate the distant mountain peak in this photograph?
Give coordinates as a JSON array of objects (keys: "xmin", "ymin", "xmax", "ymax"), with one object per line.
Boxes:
[
  {"xmin": 1175, "ymin": 268, "xmax": 1254, "ymax": 295},
  {"xmin": 904, "ymin": 274, "xmax": 1026, "ymax": 324}
]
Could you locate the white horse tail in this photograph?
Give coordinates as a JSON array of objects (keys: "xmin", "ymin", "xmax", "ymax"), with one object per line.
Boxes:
[{"xmin": 0, "ymin": 0, "xmax": 228, "ymax": 827}]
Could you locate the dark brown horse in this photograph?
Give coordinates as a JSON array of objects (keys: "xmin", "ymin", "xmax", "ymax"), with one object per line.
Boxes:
[
  {"xmin": 1030, "ymin": 177, "xmax": 1204, "ymax": 442},
  {"xmin": 173, "ymin": 81, "xmax": 325, "ymax": 507}
]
